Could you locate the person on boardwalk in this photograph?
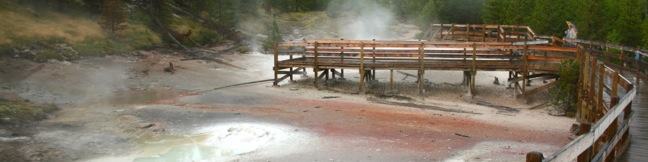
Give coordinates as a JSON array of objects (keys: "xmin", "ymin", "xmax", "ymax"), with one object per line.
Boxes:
[
  {"xmin": 563, "ymin": 21, "xmax": 578, "ymax": 46},
  {"xmin": 635, "ymin": 49, "xmax": 642, "ymax": 61},
  {"xmin": 565, "ymin": 21, "xmax": 578, "ymax": 40}
]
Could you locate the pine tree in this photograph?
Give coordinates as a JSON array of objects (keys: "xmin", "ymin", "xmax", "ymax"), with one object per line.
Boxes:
[
  {"xmin": 263, "ymin": 16, "xmax": 282, "ymax": 52},
  {"xmin": 609, "ymin": 0, "xmax": 647, "ymax": 46},
  {"xmin": 99, "ymin": 0, "xmax": 127, "ymax": 35},
  {"xmin": 573, "ymin": 0, "xmax": 606, "ymax": 40},
  {"xmin": 417, "ymin": 0, "xmax": 440, "ymax": 26},
  {"xmin": 482, "ymin": 0, "xmax": 506, "ymax": 24},
  {"xmin": 642, "ymin": 19, "xmax": 648, "ymax": 48},
  {"xmin": 528, "ymin": 0, "xmax": 572, "ymax": 35}
]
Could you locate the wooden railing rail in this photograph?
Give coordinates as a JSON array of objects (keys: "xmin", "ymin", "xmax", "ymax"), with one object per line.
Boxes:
[{"xmin": 526, "ymin": 45, "xmax": 636, "ymax": 162}]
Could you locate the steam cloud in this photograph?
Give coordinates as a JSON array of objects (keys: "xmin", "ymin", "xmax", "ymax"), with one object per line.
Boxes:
[{"xmin": 327, "ymin": 0, "xmax": 396, "ymax": 40}]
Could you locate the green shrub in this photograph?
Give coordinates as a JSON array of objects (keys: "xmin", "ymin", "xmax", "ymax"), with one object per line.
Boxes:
[
  {"xmin": 550, "ymin": 60, "xmax": 580, "ymax": 116},
  {"xmin": 116, "ymin": 23, "xmax": 162, "ymax": 49}
]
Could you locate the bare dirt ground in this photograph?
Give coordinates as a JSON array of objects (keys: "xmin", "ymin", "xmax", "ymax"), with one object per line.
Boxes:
[{"xmin": 0, "ymin": 49, "xmax": 573, "ymax": 162}]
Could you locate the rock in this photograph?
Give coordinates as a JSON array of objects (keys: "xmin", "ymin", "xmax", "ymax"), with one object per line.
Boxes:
[
  {"xmin": 164, "ymin": 62, "xmax": 176, "ymax": 73},
  {"xmin": 493, "ymin": 77, "xmax": 500, "ymax": 85},
  {"xmin": 289, "ymin": 88, "xmax": 299, "ymax": 91}
]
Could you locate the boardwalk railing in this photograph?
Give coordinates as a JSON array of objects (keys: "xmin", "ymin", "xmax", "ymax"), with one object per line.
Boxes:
[
  {"xmin": 564, "ymin": 38, "xmax": 648, "ymax": 81},
  {"xmin": 526, "ymin": 45, "xmax": 636, "ymax": 162},
  {"xmin": 274, "ymin": 24, "xmax": 640, "ymax": 162},
  {"xmin": 274, "ymin": 39, "xmax": 575, "ymax": 95},
  {"xmin": 431, "ymin": 24, "xmax": 537, "ymax": 42}
]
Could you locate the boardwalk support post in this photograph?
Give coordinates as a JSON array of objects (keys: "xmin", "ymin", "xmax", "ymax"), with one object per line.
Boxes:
[
  {"xmin": 470, "ymin": 43, "xmax": 477, "ymax": 96},
  {"xmin": 313, "ymin": 42, "xmax": 319, "ymax": 89},
  {"xmin": 273, "ymin": 43, "xmax": 279, "ymax": 86},
  {"xmin": 526, "ymin": 151, "xmax": 544, "ymax": 162},
  {"xmin": 359, "ymin": 43, "xmax": 366, "ymax": 94},
  {"xmin": 418, "ymin": 42, "xmax": 425, "ymax": 95}
]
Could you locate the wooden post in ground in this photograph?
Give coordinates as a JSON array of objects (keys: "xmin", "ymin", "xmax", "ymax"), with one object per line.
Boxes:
[
  {"xmin": 372, "ymin": 39, "xmax": 377, "ymax": 81},
  {"xmin": 359, "ymin": 43, "xmax": 366, "ymax": 94},
  {"xmin": 418, "ymin": 42, "xmax": 425, "ymax": 95},
  {"xmin": 526, "ymin": 151, "xmax": 544, "ymax": 162},
  {"xmin": 522, "ymin": 41, "xmax": 529, "ymax": 95},
  {"xmin": 289, "ymin": 54, "xmax": 293, "ymax": 81},
  {"xmin": 508, "ymin": 49, "xmax": 514, "ymax": 81},
  {"xmin": 470, "ymin": 43, "xmax": 477, "ymax": 96},
  {"xmin": 325, "ymin": 68, "xmax": 329, "ymax": 81},
  {"xmin": 313, "ymin": 42, "xmax": 320, "ymax": 89},
  {"xmin": 340, "ymin": 38, "xmax": 345, "ymax": 79},
  {"xmin": 390, "ymin": 69, "xmax": 394, "ymax": 92},
  {"xmin": 273, "ymin": 43, "xmax": 279, "ymax": 86},
  {"xmin": 463, "ymin": 48, "xmax": 469, "ymax": 86}
]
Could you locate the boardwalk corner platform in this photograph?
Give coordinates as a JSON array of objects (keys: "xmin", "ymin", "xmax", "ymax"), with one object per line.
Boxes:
[{"xmin": 272, "ymin": 24, "xmax": 645, "ymax": 162}]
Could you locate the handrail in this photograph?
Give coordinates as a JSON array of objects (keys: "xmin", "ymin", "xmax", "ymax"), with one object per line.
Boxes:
[
  {"xmin": 527, "ymin": 45, "xmax": 636, "ymax": 162},
  {"xmin": 542, "ymin": 88, "xmax": 635, "ymax": 161}
]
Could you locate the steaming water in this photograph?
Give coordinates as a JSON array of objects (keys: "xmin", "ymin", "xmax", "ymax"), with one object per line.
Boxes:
[
  {"xmin": 620, "ymin": 82, "xmax": 648, "ymax": 161},
  {"xmin": 89, "ymin": 122, "xmax": 312, "ymax": 162}
]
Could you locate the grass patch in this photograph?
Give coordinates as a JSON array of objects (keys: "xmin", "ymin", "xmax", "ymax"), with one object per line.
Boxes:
[
  {"xmin": 0, "ymin": 7, "xmax": 105, "ymax": 46},
  {"xmin": 0, "ymin": 99, "xmax": 57, "ymax": 124},
  {"xmin": 0, "ymin": 1, "xmax": 164, "ymax": 61}
]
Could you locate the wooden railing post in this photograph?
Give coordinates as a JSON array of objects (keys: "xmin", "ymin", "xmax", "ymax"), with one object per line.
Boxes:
[
  {"xmin": 340, "ymin": 38, "xmax": 345, "ymax": 79},
  {"xmin": 313, "ymin": 41, "xmax": 319, "ymax": 89},
  {"xmin": 589, "ymin": 58, "xmax": 598, "ymax": 122},
  {"xmin": 273, "ymin": 43, "xmax": 279, "ymax": 86},
  {"xmin": 597, "ymin": 64, "xmax": 605, "ymax": 117},
  {"xmin": 372, "ymin": 39, "xmax": 377, "ymax": 81},
  {"xmin": 390, "ymin": 69, "xmax": 394, "ymax": 92},
  {"xmin": 359, "ymin": 42, "xmax": 366, "ymax": 94},
  {"xmin": 289, "ymin": 54, "xmax": 293, "ymax": 81},
  {"xmin": 418, "ymin": 42, "xmax": 425, "ymax": 95},
  {"xmin": 440, "ymin": 24, "xmax": 445, "ymax": 39},
  {"xmin": 451, "ymin": 24, "xmax": 455, "ymax": 39},
  {"xmin": 470, "ymin": 43, "xmax": 477, "ymax": 96},
  {"xmin": 466, "ymin": 24, "xmax": 471, "ymax": 41},
  {"xmin": 482, "ymin": 24, "xmax": 486, "ymax": 42},
  {"xmin": 522, "ymin": 41, "xmax": 529, "ymax": 95}
]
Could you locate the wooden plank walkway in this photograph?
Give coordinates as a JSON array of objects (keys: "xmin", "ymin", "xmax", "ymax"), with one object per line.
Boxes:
[
  {"xmin": 271, "ymin": 24, "xmax": 642, "ymax": 162},
  {"xmin": 274, "ymin": 39, "xmax": 576, "ymax": 95}
]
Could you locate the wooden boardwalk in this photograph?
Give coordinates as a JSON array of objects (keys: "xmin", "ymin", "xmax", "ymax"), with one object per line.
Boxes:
[
  {"xmin": 272, "ymin": 24, "xmax": 644, "ymax": 162},
  {"xmin": 274, "ymin": 39, "xmax": 575, "ymax": 95}
]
